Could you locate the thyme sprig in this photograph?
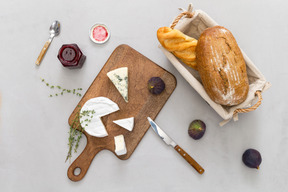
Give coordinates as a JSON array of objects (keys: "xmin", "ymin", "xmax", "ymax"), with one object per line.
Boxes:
[
  {"xmin": 65, "ymin": 105, "xmax": 95, "ymax": 162},
  {"xmin": 40, "ymin": 78, "xmax": 83, "ymax": 97}
]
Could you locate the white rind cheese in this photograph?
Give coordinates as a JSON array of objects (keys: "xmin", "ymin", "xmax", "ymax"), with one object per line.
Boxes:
[
  {"xmin": 114, "ymin": 135, "xmax": 127, "ymax": 156},
  {"xmin": 113, "ymin": 117, "xmax": 134, "ymax": 132},
  {"xmin": 83, "ymin": 117, "xmax": 108, "ymax": 137},
  {"xmin": 80, "ymin": 97, "xmax": 119, "ymax": 137},
  {"xmin": 107, "ymin": 67, "xmax": 128, "ymax": 103}
]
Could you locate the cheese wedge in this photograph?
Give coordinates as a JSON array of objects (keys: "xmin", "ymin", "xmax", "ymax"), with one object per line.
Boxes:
[
  {"xmin": 80, "ymin": 97, "xmax": 119, "ymax": 137},
  {"xmin": 107, "ymin": 67, "xmax": 128, "ymax": 102},
  {"xmin": 114, "ymin": 135, "xmax": 127, "ymax": 156},
  {"xmin": 113, "ymin": 117, "xmax": 134, "ymax": 131}
]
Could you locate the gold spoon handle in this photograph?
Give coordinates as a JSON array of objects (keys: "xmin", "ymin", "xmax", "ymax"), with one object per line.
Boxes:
[{"xmin": 35, "ymin": 39, "xmax": 52, "ymax": 66}]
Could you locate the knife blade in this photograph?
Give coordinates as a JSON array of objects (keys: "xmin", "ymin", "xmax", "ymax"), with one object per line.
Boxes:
[{"xmin": 147, "ymin": 117, "xmax": 205, "ymax": 174}]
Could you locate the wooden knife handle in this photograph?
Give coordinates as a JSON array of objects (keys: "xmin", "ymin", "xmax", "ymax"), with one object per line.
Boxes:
[
  {"xmin": 67, "ymin": 143, "xmax": 103, "ymax": 182},
  {"xmin": 36, "ymin": 40, "xmax": 51, "ymax": 65},
  {"xmin": 174, "ymin": 145, "xmax": 205, "ymax": 174}
]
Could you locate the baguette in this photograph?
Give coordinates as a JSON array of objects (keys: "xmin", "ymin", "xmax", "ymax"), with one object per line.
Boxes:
[{"xmin": 157, "ymin": 27, "xmax": 198, "ymax": 70}]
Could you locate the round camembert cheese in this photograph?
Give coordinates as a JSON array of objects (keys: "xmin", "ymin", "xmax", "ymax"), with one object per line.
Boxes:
[{"xmin": 80, "ymin": 97, "xmax": 119, "ymax": 137}]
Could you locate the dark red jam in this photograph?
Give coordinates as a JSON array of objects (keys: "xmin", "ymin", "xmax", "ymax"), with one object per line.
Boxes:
[{"xmin": 57, "ymin": 44, "xmax": 86, "ymax": 69}]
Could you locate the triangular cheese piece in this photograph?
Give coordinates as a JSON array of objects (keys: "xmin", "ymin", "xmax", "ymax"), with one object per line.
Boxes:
[
  {"xmin": 113, "ymin": 117, "xmax": 134, "ymax": 131},
  {"xmin": 107, "ymin": 67, "xmax": 128, "ymax": 102}
]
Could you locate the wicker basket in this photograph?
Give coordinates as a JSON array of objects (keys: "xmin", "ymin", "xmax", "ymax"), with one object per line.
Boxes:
[{"xmin": 159, "ymin": 4, "xmax": 271, "ymax": 125}]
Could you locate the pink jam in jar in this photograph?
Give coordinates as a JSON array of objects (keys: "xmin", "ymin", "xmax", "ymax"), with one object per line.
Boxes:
[{"xmin": 90, "ymin": 24, "xmax": 110, "ymax": 44}]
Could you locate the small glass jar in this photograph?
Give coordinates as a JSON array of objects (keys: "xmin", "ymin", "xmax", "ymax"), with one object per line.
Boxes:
[{"xmin": 57, "ymin": 44, "xmax": 86, "ymax": 69}]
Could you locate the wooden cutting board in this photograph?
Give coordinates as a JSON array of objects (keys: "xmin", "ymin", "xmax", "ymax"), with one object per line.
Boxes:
[{"xmin": 67, "ymin": 44, "xmax": 176, "ymax": 181}]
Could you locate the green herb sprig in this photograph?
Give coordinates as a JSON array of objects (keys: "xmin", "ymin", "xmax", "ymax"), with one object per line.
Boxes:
[
  {"xmin": 65, "ymin": 105, "xmax": 95, "ymax": 162},
  {"xmin": 41, "ymin": 78, "xmax": 83, "ymax": 97}
]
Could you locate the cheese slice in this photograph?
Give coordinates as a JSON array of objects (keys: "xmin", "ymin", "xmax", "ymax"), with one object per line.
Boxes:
[
  {"xmin": 80, "ymin": 97, "xmax": 119, "ymax": 137},
  {"xmin": 107, "ymin": 67, "xmax": 128, "ymax": 103},
  {"xmin": 114, "ymin": 134, "xmax": 127, "ymax": 156},
  {"xmin": 113, "ymin": 117, "xmax": 134, "ymax": 132}
]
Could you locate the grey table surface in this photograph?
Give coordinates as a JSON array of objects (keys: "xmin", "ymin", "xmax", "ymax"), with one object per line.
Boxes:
[{"xmin": 0, "ymin": 0, "xmax": 287, "ymax": 191}]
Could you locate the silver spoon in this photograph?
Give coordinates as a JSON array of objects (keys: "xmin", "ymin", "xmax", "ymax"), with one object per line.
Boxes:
[{"xmin": 36, "ymin": 20, "xmax": 60, "ymax": 65}]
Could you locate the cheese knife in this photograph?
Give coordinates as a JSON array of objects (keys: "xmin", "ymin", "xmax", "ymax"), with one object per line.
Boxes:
[{"xmin": 147, "ymin": 117, "xmax": 205, "ymax": 174}]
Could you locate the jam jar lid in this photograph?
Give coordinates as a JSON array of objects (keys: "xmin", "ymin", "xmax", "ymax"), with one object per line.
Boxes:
[{"xmin": 61, "ymin": 47, "xmax": 77, "ymax": 62}]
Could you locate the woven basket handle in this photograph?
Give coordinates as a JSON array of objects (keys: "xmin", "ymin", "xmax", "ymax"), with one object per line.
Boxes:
[
  {"xmin": 233, "ymin": 91, "xmax": 263, "ymax": 115},
  {"xmin": 170, "ymin": 11, "xmax": 194, "ymax": 29}
]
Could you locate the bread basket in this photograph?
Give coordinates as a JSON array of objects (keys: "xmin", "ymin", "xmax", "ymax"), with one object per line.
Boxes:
[{"xmin": 159, "ymin": 4, "xmax": 271, "ymax": 125}]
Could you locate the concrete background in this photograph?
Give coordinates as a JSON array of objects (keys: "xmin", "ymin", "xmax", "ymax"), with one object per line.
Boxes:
[{"xmin": 0, "ymin": 0, "xmax": 287, "ymax": 191}]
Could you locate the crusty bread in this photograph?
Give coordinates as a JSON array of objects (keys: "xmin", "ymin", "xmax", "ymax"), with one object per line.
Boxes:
[
  {"xmin": 157, "ymin": 27, "xmax": 198, "ymax": 70},
  {"xmin": 196, "ymin": 26, "xmax": 249, "ymax": 106}
]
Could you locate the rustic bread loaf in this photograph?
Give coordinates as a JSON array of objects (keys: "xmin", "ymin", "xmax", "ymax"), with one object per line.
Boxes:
[
  {"xmin": 196, "ymin": 26, "xmax": 249, "ymax": 106},
  {"xmin": 157, "ymin": 27, "xmax": 198, "ymax": 70}
]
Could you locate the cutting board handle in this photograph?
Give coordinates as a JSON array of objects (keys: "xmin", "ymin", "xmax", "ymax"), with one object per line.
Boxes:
[{"xmin": 67, "ymin": 143, "xmax": 102, "ymax": 181}]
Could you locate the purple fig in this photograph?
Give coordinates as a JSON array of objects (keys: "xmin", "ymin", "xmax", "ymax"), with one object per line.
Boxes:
[
  {"xmin": 148, "ymin": 77, "xmax": 165, "ymax": 95},
  {"xmin": 188, "ymin": 120, "xmax": 206, "ymax": 140},
  {"xmin": 242, "ymin": 148, "xmax": 262, "ymax": 169}
]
